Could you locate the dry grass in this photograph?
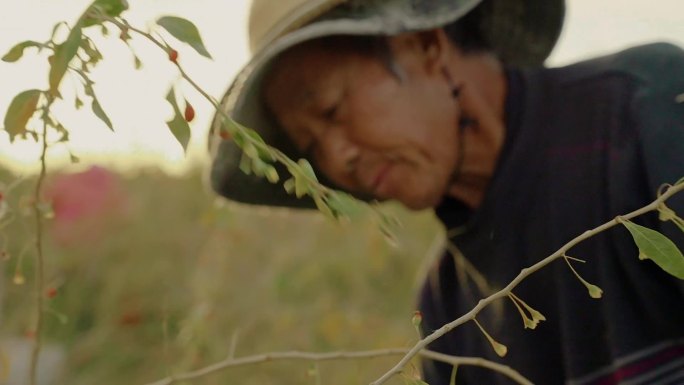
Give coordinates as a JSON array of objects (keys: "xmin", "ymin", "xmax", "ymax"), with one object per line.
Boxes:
[{"xmin": 1, "ymin": 165, "xmax": 442, "ymax": 385}]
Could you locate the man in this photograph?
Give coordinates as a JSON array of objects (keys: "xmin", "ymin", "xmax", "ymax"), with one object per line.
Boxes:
[{"xmin": 209, "ymin": 0, "xmax": 684, "ymax": 383}]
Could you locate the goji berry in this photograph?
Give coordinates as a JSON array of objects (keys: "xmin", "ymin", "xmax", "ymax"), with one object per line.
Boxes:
[
  {"xmin": 46, "ymin": 287, "xmax": 58, "ymax": 298},
  {"xmin": 119, "ymin": 310, "xmax": 142, "ymax": 326},
  {"xmin": 168, "ymin": 49, "xmax": 179, "ymax": 63},
  {"xmin": 184, "ymin": 102, "xmax": 195, "ymax": 122}
]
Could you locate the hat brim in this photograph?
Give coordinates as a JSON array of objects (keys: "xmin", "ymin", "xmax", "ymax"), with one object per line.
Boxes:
[{"xmin": 209, "ymin": 0, "xmax": 565, "ymax": 208}]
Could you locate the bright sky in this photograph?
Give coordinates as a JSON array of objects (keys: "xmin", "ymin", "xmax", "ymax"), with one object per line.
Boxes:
[{"xmin": 1, "ymin": 0, "xmax": 683, "ymax": 175}]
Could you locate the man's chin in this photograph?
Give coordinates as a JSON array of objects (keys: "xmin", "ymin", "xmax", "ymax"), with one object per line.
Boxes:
[{"xmin": 396, "ymin": 193, "xmax": 442, "ymax": 211}]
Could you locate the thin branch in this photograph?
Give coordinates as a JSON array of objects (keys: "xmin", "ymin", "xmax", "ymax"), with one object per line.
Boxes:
[
  {"xmin": 369, "ymin": 182, "xmax": 684, "ymax": 385},
  {"xmin": 99, "ymin": 13, "xmax": 336, "ymax": 199},
  {"xmin": 419, "ymin": 350, "xmax": 532, "ymax": 385},
  {"xmin": 29, "ymin": 96, "xmax": 52, "ymax": 385},
  {"xmin": 445, "ymin": 241, "xmax": 493, "ymax": 296},
  {"xmin": 143, "ymin": 348, "xmax": 531, "ymax": 385}
]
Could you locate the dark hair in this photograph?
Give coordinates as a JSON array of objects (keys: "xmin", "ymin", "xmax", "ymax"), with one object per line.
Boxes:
[
  {"xmin": 274, "ymin": 34, "xmax": 405, "ymax": 79},
  {"xmin": 443, "ymin": 2, "xmax": 492, "ymax": 53}
]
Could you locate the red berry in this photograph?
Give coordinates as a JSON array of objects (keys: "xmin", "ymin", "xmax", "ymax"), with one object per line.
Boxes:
[
  {"xmin": 184, "ymin": 102, "xmax": 195, "ymax": 122},
  {"xmin": 119, "ymin": 310, "xmax": 142, "ymax": 326},
  {"xmin": 46, "ymin": 287, "xmax": 58, "ymax": 298},
  {"xmin": 168, "ymin": 49, "xmax": 178, "ymax": 63},
  {"xmin": 219, "ymin": 130, "xmax": 231, "ymax": 140}
]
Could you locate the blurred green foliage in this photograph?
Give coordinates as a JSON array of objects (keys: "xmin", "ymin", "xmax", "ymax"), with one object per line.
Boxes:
[{"xmin": 0, "ymin": 165, "xmax": 442, "ymax": 385}]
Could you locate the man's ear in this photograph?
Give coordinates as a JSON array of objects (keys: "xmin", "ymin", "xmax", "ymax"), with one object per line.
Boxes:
[
  {"xmin": 416, "ymin": 29, "xmax": 453, "ymax": 75},
  {"xmin": 386, "ymin": 29, "xmax": 454, "ymax": 78}
]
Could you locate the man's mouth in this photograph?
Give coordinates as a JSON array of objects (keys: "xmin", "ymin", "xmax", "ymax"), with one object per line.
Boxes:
[{"xmin": 371, "ymin": 163, "xmax": 393, "ymax": 195}]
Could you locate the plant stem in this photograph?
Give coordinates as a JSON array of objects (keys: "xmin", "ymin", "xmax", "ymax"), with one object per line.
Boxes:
[
  {"xmin": 29, "ymin": 98, "xmax": 51, "ymax": 385},
  {"xmin": 143, "ymin": 348, "xmax": 530, "ymax": 385},
  {"xmin": 369, "ymin": 181, "xmax": 684, "ymax": 385}
]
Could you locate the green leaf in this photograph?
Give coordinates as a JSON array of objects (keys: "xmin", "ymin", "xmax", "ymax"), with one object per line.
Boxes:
[
  {"xmin": 50, "ymin": 21, "xmax": 68, "ymax": 41},
  {"xmin": 313, "ymin": 195, "xmax": 335, "ymax": 219},
  {"xmin": 91, "ymin": 94, "xmax": 113, "ymax": 131},
  {"xmin": 243, "ymin": 142, "xmax": 258, "ymax": 159},
  {"xmin": 622, "ymin": 220, "xmax": 684, "ymax": 279},
  {"xmin": 3, "ymin": 89, "xmax": 42, "ymax": 142},
  {"xmin": 83, "ymin": 0, "xmax": 129, "ymax": 27},
  {"xmin": 251, "ymin": 158, "xmax": 267, "ymax": 177},
  {"xmin": 231, "ymin": 129, "xmax": 246, "ymax": 147},
  {"xmin": 297, "ymin": 158, "xmax": 318, "ymax": 182},
  {"xmin": 238, "ymin": 153, "xmax": 252, "ymax": 175},
  {"xmin": 294, "ymin": 174, "xmax": 308, "ymax": 198},
  {"xmin": 2, "ymin": 40, "xmax": 42, "ymax": 62},
  {"xmin": 283, "ymin": 178, "xmax": 296, "ymax": 194},
  {"xmin": 49, "ymin": 25, "xmax": 82, "ymax": 95},
  {"xmin": 165, "ymin": 88, "xmax": 191, "ymax": 153},
  {"xmin": 156, "ymin": 16, "xmax": 212, "ymax": 59},
  {"xmin": 80, "ymin": 38, "xmax": 102, "ymax": 64},
  {"xmin": 133, "ymin": 54, "xmax": 142, "ymax": 70},
  {"xmin": 265, "ymin": 166, "xmax": 279, "ymax": 183},
  {"xmin": 327, "ymin": 192, "xmax": 365, "ymax": 220}
]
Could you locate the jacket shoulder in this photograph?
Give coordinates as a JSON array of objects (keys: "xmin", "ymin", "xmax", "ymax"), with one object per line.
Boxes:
[{"xmin": 550, "ymin": 42, "xmax": 684, "ymax": 89}]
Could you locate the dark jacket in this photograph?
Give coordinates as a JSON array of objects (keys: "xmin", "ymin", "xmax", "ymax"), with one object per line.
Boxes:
[{"xmin": 420, "ymin": 43, "xmax": 684, "ymax": 385}]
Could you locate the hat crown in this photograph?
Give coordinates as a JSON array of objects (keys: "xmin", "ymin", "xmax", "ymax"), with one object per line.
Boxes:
[{"xmin": 248, "ymin": 0, "xmax": 346, "ymax": 54}]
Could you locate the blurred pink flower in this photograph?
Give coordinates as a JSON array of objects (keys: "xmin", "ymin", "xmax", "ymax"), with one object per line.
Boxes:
[{"xmin": 45, "ymin": 166, "xmax": 128, "ymax": 247}]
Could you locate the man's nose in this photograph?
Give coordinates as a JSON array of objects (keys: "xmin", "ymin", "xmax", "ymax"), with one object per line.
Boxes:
[{"xmin": 319, "ymin": 125, "xmax": 360, "ymax": 175}]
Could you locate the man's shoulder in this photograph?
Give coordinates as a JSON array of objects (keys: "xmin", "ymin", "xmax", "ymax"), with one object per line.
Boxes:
[{"xmin": 548, "ymin": 42, "xmax": 684, "ymax": 90}]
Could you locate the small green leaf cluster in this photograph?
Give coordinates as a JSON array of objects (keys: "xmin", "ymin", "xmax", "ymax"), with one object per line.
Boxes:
[
  {"xmin": 1, "ymin": 0, "xmax": 130, "ymax": 144},
  {"xmin": 216, "ymin": 117, "xmax": 389, "ymax": 229}
]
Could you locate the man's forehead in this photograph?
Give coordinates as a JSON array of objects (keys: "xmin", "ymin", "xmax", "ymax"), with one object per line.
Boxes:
[{"xmin": 264, "ymin": 44, "xmax": 352, "ymax": 106}]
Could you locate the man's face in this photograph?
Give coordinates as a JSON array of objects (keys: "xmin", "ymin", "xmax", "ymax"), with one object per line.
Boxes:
[{"xmin": 264, "ymin": 36, "xmax": 462, "ymax": 210}]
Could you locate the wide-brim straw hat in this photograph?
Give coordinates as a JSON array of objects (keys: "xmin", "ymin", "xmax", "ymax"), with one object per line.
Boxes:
[{"xmin": 209, "ymin": 0, "xmax": 565, "ymax": 209}]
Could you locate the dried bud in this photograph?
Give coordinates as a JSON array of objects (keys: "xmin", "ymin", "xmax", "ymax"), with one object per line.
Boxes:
[
  {"xmin": 13, "ymin": 273, "xmax": 25, "ymax": 285},
  {"xmin": 119, "ymin": 27, "xmax": 130, "ymax": 42},
  {"xmin": 412, "ymin": 310, "xmax": 423, "ymax": 329}
]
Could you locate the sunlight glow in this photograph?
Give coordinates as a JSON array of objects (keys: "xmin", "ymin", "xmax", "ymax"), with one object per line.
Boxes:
[{"xmin": 1, "ymin": 0, "xmax": 683, "ymax": 175}]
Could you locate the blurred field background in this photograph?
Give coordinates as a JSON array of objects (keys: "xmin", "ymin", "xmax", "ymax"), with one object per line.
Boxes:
[
  {"xmin": 0, "ymin": 164, "xmax": 443, "ymax": 385},
  {"xmin": 3, "ymin": 2, "xmax": 683, "ymax": 384}
]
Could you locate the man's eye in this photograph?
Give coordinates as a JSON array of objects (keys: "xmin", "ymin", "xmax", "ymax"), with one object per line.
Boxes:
[{"xmin": 322, "ymin": 104, "xmax": 338, "ymax": 121}]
